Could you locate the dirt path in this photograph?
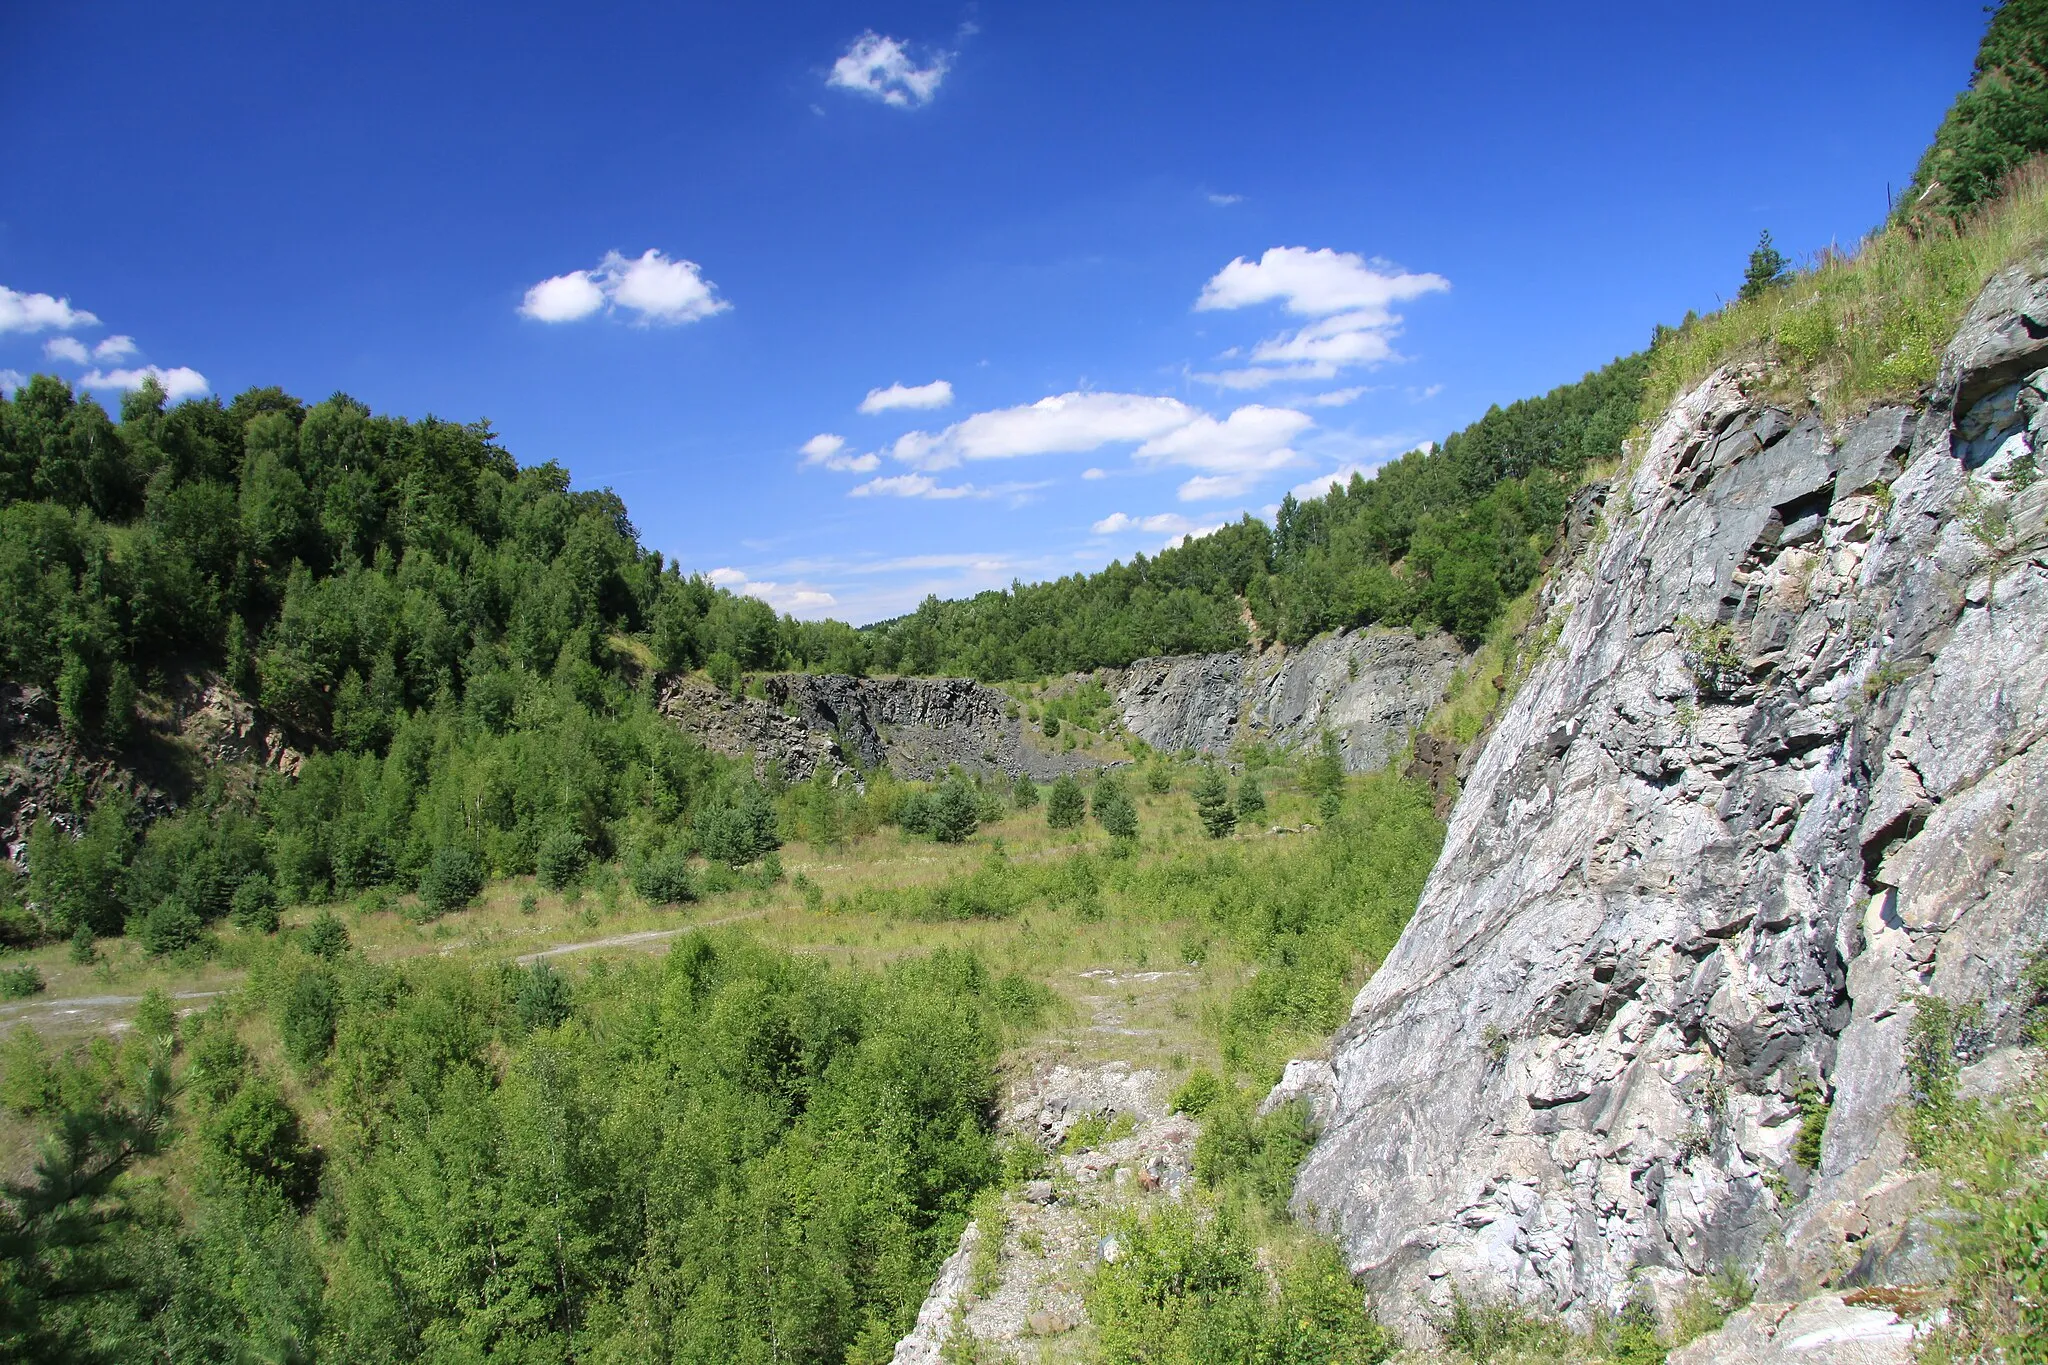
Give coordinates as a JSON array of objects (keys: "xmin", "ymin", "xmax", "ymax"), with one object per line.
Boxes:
[
  {"xmin": 512, "ymin": 909, "xmax": 768, "ymax": 963},
  {"xmin": 0, "ymin": 989, "xmax": 227, "ymax": 1035}
]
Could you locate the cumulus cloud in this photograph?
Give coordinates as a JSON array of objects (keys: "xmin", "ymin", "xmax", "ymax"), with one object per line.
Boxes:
[
  {"xmin": 891, "ymin": 391, "xmax": 1195, "ymax": 471},
  {"xmin": 44, "ymin": 337, "xmax": 90, "ymax": 365},
  {"xmin": 94, "ymin": 335, "xmax": 138, "ymax": 361},
  {"xmin": 0, "ymin": 370, "xmax": 24, "ymax": 396},
  {"xmin": 799, "ymin": 433, "xmax": 880, "ymax": 473},
  {"xmin": 1304, "ymin": 387, "xmax": 1366, "ymax": 407},
  {"xmin": 705, "ymin": 566, "xmax": 838, "ymax": 617},
  {"xmin": 828, "ymin": 32, "xmax": 950, "ymax": 107},
  {"xmin": 0, "ymin": 286, "xmax": 99, "ymax": 334},
  {"xmin": 1197, "ymin": 246, "xmax": 1448, "ymax": 317},
  {"xmin": 1193, "ymin": 246, "xmax": 1448, "ymax": 390},
  {"xmin": 859, "ymin": 379, "xmax": 953, "ymax": 413},
  {"xmin": 520, "ymin": 270, "xmax": 606, "ymax": 322},
  {"xmin": 81, "ymin": 365, "xmax": 210, "ymax": 400},
  {"xmin": 520, "ymin": 249, "xmax": 728, "ymax": 326},
  {"xmin": 1133, "ymin": 404, "xmax": 1313, "ymax": 501},
  {"xmin": 1082, "ymin": 467, "xmax": 1108, "ymax": 480}
]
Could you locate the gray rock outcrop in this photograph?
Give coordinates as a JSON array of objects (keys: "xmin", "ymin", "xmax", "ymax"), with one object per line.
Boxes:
[
  {"xmin": 1292, "ymin": 263, "xmax": 2048, "ymax": 1324},
  {"xmin": 658, "ymin": 673, "xmax": 1099, "ymax": 783},
  {"xmin": 1110, "ymin": 627, "xmax": 1466, "ymax": 772}
]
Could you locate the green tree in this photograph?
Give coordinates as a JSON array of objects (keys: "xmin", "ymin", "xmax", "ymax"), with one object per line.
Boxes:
[
  {"xmin": 1193, "ymin": 765, "xmax": 1237, "ymax": 839},
  {"xmin": 1235, "ymin": 773, "xmax": 1267, "ymax": 823},
  {"xmin": 927, "ymin": 780, "xmax": 980, "ymax": 844},
  {"xmin": 1045, "ymin": 773, "xmax": 1087, "ymax": 829},
  {"xmin": 1011, "ymin": 773, "xmax": 1040, "ymax": 809},
  {"xmin": 1739, "ymin": 230, "xmax": 1790, "ymax": 301},
  {"xmin": 1901, "ymin": 0, "xmax": 2048, "ymax": 222},
  {"xmin": 417, "ymin": 846, "xmax": 484, "ymax": 917},
  {"xmin": 1093, "ymin": 776, "xmax": 1138, "ymax": 840}
]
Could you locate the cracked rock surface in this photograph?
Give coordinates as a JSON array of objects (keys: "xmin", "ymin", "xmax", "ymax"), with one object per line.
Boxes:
[
  {"xmin": 1292, "ymin": 262, "xmax": 2048, "ymax": 1327},
  {"xmin": 1108, "ymin": 627, "xmax": 1466, "ymax": 772}
]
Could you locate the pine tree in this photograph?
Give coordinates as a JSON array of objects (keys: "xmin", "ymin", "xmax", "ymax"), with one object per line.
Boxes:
[
  {"xmin": 1739, "ymin": 230, "xmax": 1789, "ymax": 301},
  {"xmin": 1235, "ymin": 773, "xmax": 1266, "ymax": 823},
  {"xmin": 1045, "ymin": 774, "xmax": 1086, "ymax": 829},
  {"xmin": 1192, "ymin": 765, "xmax": 1236, "ymax": 839}
]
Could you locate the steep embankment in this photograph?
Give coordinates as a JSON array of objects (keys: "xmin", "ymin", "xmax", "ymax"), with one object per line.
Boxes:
[
  {"xmin": 1109, "ymin": 628, "xmax": 1467, "ymax": 773},
  {"xmin": 1291, "ymin": 264, "xmax": 2048, "ymax": 1328}
]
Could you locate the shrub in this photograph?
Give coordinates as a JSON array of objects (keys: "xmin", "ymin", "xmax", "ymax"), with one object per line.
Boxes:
[
  {"xmin": 300, "ymin": 910, "xmax": 351, "ymax": 960},
  {"xmin": 705, "ymin": 650, "xmax": 741, "ymax": 695},
  {"xmin": 535, "ymin": 829, "xmax": 588, "ymax": 891},
  {"xmin": 1193, "ymin": 765, "xmax": 1236, "ymax": 839},
  {"xmin": 1093, "ymin": 777, "xmax": 1138, "ymax": 839},
  {"xmin": 280, "ymin": 967, "xmax": 339, "ymax": 1072},
  {"xmin": 229, "ymin": 875, "xmax": 281, "ymax": 932},
  {"xmin": 926, "ymin": 780, "xmax": 980, "ymax": 844},
  {"xmin": 135, "ymin": 897, "xmax": 204, "ymax": 957},
  {"xmin": 0, "ymin": 964, "xmax": 45, "ymax": 1000},
  {"xmin": 515, "ymin": 960, "xmax": 573, "ymax": 1032},
  {"xmin": 1170, "ymin": 1068, "xmax": 1223, "ymax": 1117},
  {"xmin": 1145, "ymin": 762, "xmax": 1172, "ymax": 794},
  {"xmin": 202, "ymin": 1078, "xmax": 318, "ymax": 1207},
  {"xmin": 417, "ymin": 847, "xmax": 485, "ymax": 918},
  {"xmin": 1194, "ymin": 1095, "xmax": 1312, "ymax": 1212},
  {"xmin": 630, "ymin": 849, "xmax": 697, "ymax": 905},
  {"xmin": 1045, "ymin": 774, "xmax": 1086, "ymax": 829},
  {"xmin": 1011, "ymin": 773, "xmax": 1039, "ymax": 809},
  {"xmin": 1739, "ymin": 229, "xmax": 1790, "ymax": 301},
  {"xmin": 1235, "ymin": 773, "xmax": 1266, "ymax": 822}
]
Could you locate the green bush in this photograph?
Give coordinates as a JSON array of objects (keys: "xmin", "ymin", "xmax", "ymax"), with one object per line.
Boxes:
[
  {"xmin": 1088, "ymin": 1201, "xmax": 1395, "ymax": 1365},
  {"xmin": 417, "ymin": 846, "xmax": 484, "ymax": 918},
  {"xmin": 135, "ymin": 897, "xmax": 204, "ymax": 957},
  {"xmin": 299, "ymin": 910, "xmax": 350, "ymax": 959},
  {"xmin": 1045, "ymin": 773, "xmax": 1086, "ymax": 829},
  {"xmin": 1194, "ymin": 1095, "xmax": 1313, "ymax": 1212},
  {"xmin": 1235, "ymin": 773, "xmax": 1266, "ymax": 823},
  {"xmin": 1193, "ymin": 764, "xmax": 1236, "ymax": 839},
  {"xmin": 1170, "ymin": 1068, "xmax": 1223, "ymax": 1116},
  {"xmin": 1093, "ymin": 776, "xmax": 1138, "ymax": 839},
  {"xmin": 229, "ymin": 875, "xmax": 281, "ymax": 932},
  {"xmin": 0, "ymin": 963, "xmax": 45, "ymax": 1000},
  {"xmin": 535, "ymin": 828, "xmax": 588, "ymax": 891},
  {"xmin": 279, "ymin": 966, "xmax": 339, "ymax": 1072},
  {"xmin": 629, "ymin": 849, "xmax": 697, "ymax": 905},
  {"xmin": 1011, "ymin": 773, "xmax": 1039, "ymax": 809},
  {"xmin": 201, "ymin": 1078, "xmax": 319, "ymax": 1207},
  {"xmin": 927, "ymin": 780, "xmax": 980, "ymax": 844},
  {"xmin": 514, "ymin": 960, "xmax": 573, "ymax": 1032}
]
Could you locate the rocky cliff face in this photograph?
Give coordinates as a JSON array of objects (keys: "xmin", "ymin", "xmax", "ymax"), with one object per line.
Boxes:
[
  {"xmin": 659, "ymin": 673, "xmax": 1100, "ymax": 783},
  {"xmin": 1292, "ymin": 265, "xmax": 2048, "ymax": 1325},
  {"xmin": 1110, "ymin": 627, "xmax": 1466, "ymax": 772}
]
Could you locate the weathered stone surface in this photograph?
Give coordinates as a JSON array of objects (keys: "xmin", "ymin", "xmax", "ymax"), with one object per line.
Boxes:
[
  {"xmin": 1291, "ymin": 261, "xmax": 2048, "ymax": 1327},
  {"xmin": 1109, "ymin": 627, "xmax": 1466, "ymax": 772},
  {"xmin": 658, "ymin": 673, "xmax": 1099, "ymax": 783},
  {"xmin": 1668, "ymin": 1295, "xmax": 1919, "ymax": 1365}
]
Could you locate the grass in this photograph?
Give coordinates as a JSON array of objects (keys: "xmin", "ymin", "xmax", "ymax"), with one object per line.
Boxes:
[
  {"xmin": 1642, "ymin": 158, "xmax": 2048, "ymax": 422},
  {"xmin": 1426, "ymin": 583, "xmax": 1551, "ymax": 747}
]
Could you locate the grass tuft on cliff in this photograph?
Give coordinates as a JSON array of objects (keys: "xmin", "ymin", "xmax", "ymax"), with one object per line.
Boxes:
[{"xmin": 1643, "ymin": 157, "xmax": 2048, "ymax": 421}]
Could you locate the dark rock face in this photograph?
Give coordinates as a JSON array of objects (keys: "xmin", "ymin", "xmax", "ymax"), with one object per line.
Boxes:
[
  {"xmin": 1108, "ymin": 628, "xmax": 1468, "ymax": 772},
  {"xmin": 659, "ymin": 673, "xmax": 1100, "ymax": 782},
  {"xmin": 1291, "ymin": 263, "xmax": 2048, "ymax": 1325}
]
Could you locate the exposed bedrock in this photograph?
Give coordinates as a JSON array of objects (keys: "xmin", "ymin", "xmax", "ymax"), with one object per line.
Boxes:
[
  {"xmin": 658, "ymin": 672, "xmax": 1100, "ymax": 783},
  {"xmin": 1109, "ymin": 627, "xmax": 1467, "ymax": 772},
  {"xmin": 1289, "ymin": 263, "xmax": 2048, "ymax": 1327}
]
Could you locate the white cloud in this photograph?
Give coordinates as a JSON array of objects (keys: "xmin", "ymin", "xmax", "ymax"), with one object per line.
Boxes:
[
  {"xmin": 1207, "ymin": 192, "xmax": 1243, "ymax": 206},
  {"xmin": 0, "ymin": 370, "xmax": 25, "ymax": 396},
  {"xmin": 849, "ymin": 474, "xmax": 1049, "ymax": 503},
  {"xmin": 799, "ymin": 433, "xmax": 880, "ymax": 473},
  {"xmin": 705, "ymin": 566, "xmax": 838, "ymax": 617},
  {"xmin": 859, "ymin": 379, "xmax": 953, "ymax": 413},
  {"xmin": 1304, "ymin": 387, "xmax": 1366, "ymax": 407},
  {"xmin": 520, "ymin": 270, "xmax": 606, "ymax": 322},
  {"xmin": 1133, "ymin": 404, "xmax": 1313, "ymax": 501},
  {"xmin": 1196, "ymin": 246, "xmax": 1448, "ymax": 317},
  {"xmin": 892, "ymin": 391, "xmax": 1194, "ymax": 471},
  {"xmin": 603, "ymin": 249, "xmax": 727, "ymax": 324},
  {"xmin": 1193, "ymin": 246, "xmax": 1448, "ymax": 389},
  {"xmin": 94, "ymin": 335, "xmax": 137, "ymax": 360},
  {"xmin": 828, "ymin": 31, "xmax": 950, "ymax": 107},
  {"xmin": 1092, "ymin": 510, "xmax": 1201, "ymax": 537},
  {"xmin": 81, "ymin": 365, "xmax": 210, "ymax": 400},
  {"xmin": 1082, "ymin": 467, "xmax": 1108, "ymax": 480},
  {"xmin": 0, "ymin": 285, "xmax": 99, "ymax": 335},
  {"xmin": 519, "ymin": 249, "xmax": 728, "ymax": 326},
  {"xmin": 44, "ymin": 337, "xmax": 90, "ymax": 365}
]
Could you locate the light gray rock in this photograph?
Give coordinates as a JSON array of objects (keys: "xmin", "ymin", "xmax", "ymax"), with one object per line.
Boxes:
[
  {"xmin": 1292, "ymin": 261, "xmax": 2048, "ymax": 1327},
  {"xmin": 1668, "ymin": 1295, "xmax": 1919, "ymax": 1365},
  {"xmin": 1110, "ymin": 627, "xmax": 1466, "ymax": 772}
]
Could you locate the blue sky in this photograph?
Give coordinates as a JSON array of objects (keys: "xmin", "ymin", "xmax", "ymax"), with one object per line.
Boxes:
[{"xmin": 2, "ymin": 2, "xmax": 1989, "ymax": 622}]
